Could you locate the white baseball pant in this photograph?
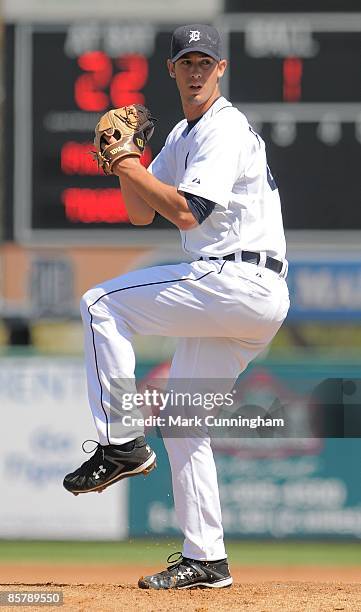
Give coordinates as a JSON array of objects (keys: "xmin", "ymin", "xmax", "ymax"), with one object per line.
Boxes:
[{"xmin": 80, "ymin": 258, "xmax": 289, "ymax": 560}]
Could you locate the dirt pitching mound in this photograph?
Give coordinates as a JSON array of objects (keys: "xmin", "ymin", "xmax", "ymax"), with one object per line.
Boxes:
[{"xmin": 1, "ymin": 565, "xmax": 360, "ymax": 611}]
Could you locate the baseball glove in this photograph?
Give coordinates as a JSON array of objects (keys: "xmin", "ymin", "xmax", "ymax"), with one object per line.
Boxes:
[{"xmin": 93, "ymin": 104, "xmax": 155, "ymax": 175}]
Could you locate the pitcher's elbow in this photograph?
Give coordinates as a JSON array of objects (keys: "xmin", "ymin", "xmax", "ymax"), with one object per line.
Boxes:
[
  {"xmin": 128, "ymin": 213, "xmax": 155, "ymax": 226},
  {"xmin": 176, "ymin": 213, "xmax": 198, "ymax": 231}
]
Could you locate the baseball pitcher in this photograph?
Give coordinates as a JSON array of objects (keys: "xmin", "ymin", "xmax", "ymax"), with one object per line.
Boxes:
[{"xmin": 64, "ymin": 24, "xmax": 290, "ymax": 589}]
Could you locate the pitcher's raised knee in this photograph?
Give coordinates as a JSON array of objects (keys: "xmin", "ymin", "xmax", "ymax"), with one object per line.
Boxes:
[{"xmin": 80, "ymin": 286, "xmax": 107, "ymax": 320}]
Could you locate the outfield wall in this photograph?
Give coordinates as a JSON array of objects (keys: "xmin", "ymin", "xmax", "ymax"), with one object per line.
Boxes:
[{"xmin": 0, "ymin": 355, "xmax": 360, "ymax": 540}]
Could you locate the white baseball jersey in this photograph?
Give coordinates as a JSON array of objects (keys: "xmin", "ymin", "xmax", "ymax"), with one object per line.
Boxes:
[{"xmin": 149, "ymin": 96, "xmax": 286, "ymax": 260}]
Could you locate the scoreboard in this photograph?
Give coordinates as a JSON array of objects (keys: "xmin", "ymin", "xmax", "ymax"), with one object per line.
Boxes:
[
  {"xmin": 6, "ymin": 23, "xmax": 181, "ymax": 243},
  {"xmin": 4, "ymin": 15, "xmax": 361, "ymax": 244},
  {"xmin": 219, "ymin": 13, "xmax": 361, "ymax": 232}
]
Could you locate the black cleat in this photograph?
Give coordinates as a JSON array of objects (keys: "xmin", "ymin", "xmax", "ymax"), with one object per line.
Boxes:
[
  {"xmin": 138, "ymin": 552, "xmax": 233, "ymax": 590},
  {"xmin": 63, "ymin": 436, "xmax": 156, "ymax": 495}
]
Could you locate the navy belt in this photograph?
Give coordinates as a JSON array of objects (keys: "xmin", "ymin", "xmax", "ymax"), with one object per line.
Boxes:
[{"xmin": 199, "ymin": 251, "xmax": 283, "ymax": 274}]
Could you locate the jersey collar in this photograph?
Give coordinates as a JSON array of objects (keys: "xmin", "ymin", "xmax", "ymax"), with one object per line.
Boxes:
[
  {"xmin": 204, "ymin": 96, "xmax": 232, "ymax": 117},
  {"xmin": 185, "ymin": 96, "xmax": 232, "ymax": 136}
]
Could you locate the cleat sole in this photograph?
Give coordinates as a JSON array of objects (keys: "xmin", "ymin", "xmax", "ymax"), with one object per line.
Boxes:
[
  {"xmin": 143, "ymin": 459, "xmax": 157, "ymax": 475},
  {"xmin": 178, "ymin": 577, "xmax": 233, "ymax": 589}
]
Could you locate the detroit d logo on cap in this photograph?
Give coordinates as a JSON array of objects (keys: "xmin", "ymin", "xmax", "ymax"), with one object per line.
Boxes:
[{"xmin": 189, "ymin": 30, "xmax": 201, "ymax": 43}]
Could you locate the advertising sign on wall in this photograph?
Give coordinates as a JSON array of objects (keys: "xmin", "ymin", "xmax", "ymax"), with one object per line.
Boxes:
[
  {"xmin": 129, "ymin": 361, "xmax": 361, "ymax": 538},
  {"xmin": 0, "ymin": 357, "xmax": 127, "ymax": 539},
  {"xmin": 287, "ymin": 261, "xmax": 361, "ymax": 320}
]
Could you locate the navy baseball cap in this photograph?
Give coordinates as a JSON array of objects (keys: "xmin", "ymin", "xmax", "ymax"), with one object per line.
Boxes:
[{"xmin": 170, "ymin": 24, "xmax": 222, "ymax": 63}]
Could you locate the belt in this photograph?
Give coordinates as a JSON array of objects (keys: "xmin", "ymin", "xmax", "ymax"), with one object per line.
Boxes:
[{"xmin": 199, "ymin": 250, "xmax": 284, "ymax": 274}]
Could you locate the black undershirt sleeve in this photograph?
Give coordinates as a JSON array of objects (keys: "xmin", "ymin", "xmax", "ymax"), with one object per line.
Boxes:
[{"xmin": 184, "ymin": 192, "xmax": 216, "ymax": 225}]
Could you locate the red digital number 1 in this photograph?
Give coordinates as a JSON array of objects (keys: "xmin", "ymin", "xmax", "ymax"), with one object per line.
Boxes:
[{"xmin": 283, "ymin": 57, "xmax": 303, "ymax": 103}]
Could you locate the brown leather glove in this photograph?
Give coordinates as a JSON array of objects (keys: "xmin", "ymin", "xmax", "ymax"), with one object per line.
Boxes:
[{"xmin": 93, "ymin": 104, "xmax": 155, "ymax": 175}]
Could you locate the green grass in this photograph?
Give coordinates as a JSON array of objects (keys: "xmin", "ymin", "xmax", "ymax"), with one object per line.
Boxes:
[{"xmin": 0, "ymin": 540, "xmax": 360, "ymax": 566}]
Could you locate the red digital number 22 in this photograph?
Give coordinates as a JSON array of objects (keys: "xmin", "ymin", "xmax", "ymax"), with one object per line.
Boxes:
[{"xmin": 74, "ymin": 51, "xmax": 148, "ymax": 111}]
